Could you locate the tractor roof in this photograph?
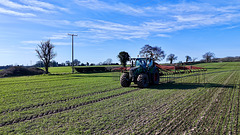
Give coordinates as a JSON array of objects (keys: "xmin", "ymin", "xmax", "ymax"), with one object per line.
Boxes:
[{"xmin": 130, "ymin": 58, "xmax": 149, "ymax": 61}]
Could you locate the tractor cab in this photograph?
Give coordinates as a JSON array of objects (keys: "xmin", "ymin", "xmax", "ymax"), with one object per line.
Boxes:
[{"xmin": 130, "ymin": 58, "xmax": 154, "ymax": 68}]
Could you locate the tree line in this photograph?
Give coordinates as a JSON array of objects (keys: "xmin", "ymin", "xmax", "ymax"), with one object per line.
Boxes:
[
  {"xmin": 117, "ymin": 44, "xmax": 216, "ymax": 67},
  {"xmin": 34, "ymin": 59, "xmax": 119, "ymax": 67},
  {"xmin": 35, "ymin": 40, "xmax": 233, "ymax": 74},
  {"xmin": 35, "ymin": 40, "xmax": 119, "ymax": 73}
]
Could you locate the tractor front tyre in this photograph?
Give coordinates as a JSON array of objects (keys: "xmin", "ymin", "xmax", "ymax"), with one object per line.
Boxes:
[
  {"xmin": 152, "ymin": 69, "xmax": 160, "ymax": 85},
  {"xmin": 137, "ymin": 73, "xmax": 149, "ymax": 88},
  {"xmin": 120, "ymin": 73, "xmax": 131, "ymax": 87}
]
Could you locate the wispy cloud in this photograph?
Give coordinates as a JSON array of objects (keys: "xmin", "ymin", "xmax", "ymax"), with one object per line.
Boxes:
[
  {"xmin": 75, "ymin": 20, "xmax": 140, "ymax": 31},
  {"xmin": 13, "ymin": 1, "xmax": 240, "ymax": 41},
  {"xmin": 19, "ymin": 18, "xmax": 71, "ymax": 27},
  {"xmin": 0, "ymin": 0, "xmax": 50, "ymax": 13},
  {"xmin": 0, "ymin": 7, "xmax": 35, "ymax": 17},
  {"xmin": 19, "ymin": 0, "xmax": 68, "ymax": 12},
  {"xmin": 222, "ymin": 25, "xmax": 240, "ymax": 30},
  {"xmin": 21, "ymin": 40, "xmax": 40, "ymax": 44},
  {"xmin": 52, "ymin": 42, "xmax": 70, "ymax": 46},
  {"xmin": 74, "ymin": 19, "xmax": 190, "ymax": 40},
  {"xmin": 71, "ymin": 1, "xmax": 240, "ymax": 41},
  {"xmin": 44, "ymin": 33, "xmax": 69, "ymax": 40},
  {"xmin": 155, "ymin": 34, "xmax": 171, "ymax": 38},
  {"xmin": 75, "ymin": 20, "xmax": 150, "ymax": 40},
  {"xmin": 22, "ymin": 40, "xmax": 70, "ymax": 46},
  {"xmin": 74, "ymin": 0, "xmax": 144, "ymax": 15},
  {"xmin": 0, "ymin": 0, "xmax": 68, "ymax": 16}
]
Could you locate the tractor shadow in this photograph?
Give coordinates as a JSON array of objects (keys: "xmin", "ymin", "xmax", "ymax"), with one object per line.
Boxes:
[{"xmin": 148, "ymin": 81, "xmax": 234, "ymax": 90}]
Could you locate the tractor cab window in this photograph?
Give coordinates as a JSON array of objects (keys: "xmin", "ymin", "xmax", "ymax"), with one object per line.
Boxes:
[
  {"xmin": 136, "ymin": 60, "xmax": 141, "ymax": 67},
  {"xmin": 136, "ymin": 59, "xmax": 147, "ymax": 67},
  {"xmin": 147, "ymin": 59, "xmax": 153, "ymax": 67}
]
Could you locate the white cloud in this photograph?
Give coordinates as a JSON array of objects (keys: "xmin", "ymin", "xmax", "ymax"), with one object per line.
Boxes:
[
  {"xmin": 22, "ymin": 40, "xmax": 70, "ymax": 46},
  {"xmin": 174, "ymin": 13, "xmax": 240, "ymax": 27},
  {"xmin": 0, "ymin": 0, "xmax": 50, "ymax": 12},
  {"xmin": 74, "ymin": 20, "xmax": 150, "ymax": 40},
  {"xmin": 52, "ymin": 42, "xmax": 70, "ymax": 46},
  {"xmin": 19, "ymin": 18, "xmax": 71, "ymax": 27},
  {"xmin": 156, "ymin": 34, "xmax": 171, "ymax": 38},
  {"xmin": 19, "ymin": 0, "xmax": 68, "ymax": 12},
  {"xmin": 11, "ymin": 1, "xmax": 240, "ymax": 42},
  {"xmin": 0, "ymin": 0, "xmax": 69, "ymax": 16},
  {"xmin": 47, "ymin": 34, "xmax": 69, "ymax": 40},
  {"xmin": 74, "ymin": 0, "xmax": 144, "ymax": 15},
  {"xmin": 222, "ymin": 25, "xmax": 240, "ymax": 30},
  {"xmin": 174, "ymin": 14, "xmax": 212, "ymax": 22},
  {"xmin": 21, "ymin": 40, "xmax": 40, "ymax": 44},
  {"xmin": 75, "ymin": 20, "xmax": 140, "ymax": 31},
  {"xmin": 72, "ymin": 8, "xmax": 240, "ymax": 40},
  {"xmin": 0, "ymin": 7, "xmax": 35, "ymax": 16}
]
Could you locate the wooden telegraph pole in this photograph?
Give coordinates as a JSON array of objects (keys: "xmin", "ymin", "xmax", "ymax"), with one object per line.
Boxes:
[{"xmin": 68, "ymin": 33, "xmax": 78, "ymax": 73}]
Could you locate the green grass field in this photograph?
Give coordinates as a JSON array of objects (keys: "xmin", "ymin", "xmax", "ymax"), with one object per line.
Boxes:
[{"xmin": 1, "ymin": 62, "xmax": 240, "ymax": 134}]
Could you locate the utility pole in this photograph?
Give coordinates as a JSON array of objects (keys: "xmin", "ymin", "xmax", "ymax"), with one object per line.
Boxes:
[{"xmin": 68, "ymin": 33, "xmax": 78, "ymax": 73}]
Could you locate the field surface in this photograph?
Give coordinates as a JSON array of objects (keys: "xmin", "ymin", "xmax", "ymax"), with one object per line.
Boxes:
[{"xmin": 1, "ymin": 62, "xmax": 240, "ymax": 134}]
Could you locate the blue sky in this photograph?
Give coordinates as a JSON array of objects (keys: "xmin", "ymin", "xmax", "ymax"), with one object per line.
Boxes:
[{"xmin": 0, "ymin": 0, "xmax": 240, "ymax": 66}]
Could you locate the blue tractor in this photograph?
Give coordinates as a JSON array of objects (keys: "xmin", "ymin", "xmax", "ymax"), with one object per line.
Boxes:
[{"xmin": 120, "ymin": 57, "xmax": 160, "ymax": 88}]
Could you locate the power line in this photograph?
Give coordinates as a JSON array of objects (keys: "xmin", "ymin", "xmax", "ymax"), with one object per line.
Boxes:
[{"xmin": 68, "ymin": 33, "xmax": 78, "ymax": 74}]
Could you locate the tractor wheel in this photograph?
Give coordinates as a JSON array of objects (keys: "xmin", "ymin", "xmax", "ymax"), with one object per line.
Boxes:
[
  {"xmin": 137, "ymin": 73, "xmax": 149, "ymax": 88},
  {"xmin": 152, "ymin": 69, "xmax": 160, "ymax": 85},
  {"xmin": 120, "ymin": 73, "xmax": 131, "ymax": 87}
]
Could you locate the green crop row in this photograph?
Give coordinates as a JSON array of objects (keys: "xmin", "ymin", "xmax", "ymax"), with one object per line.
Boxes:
[
  {"xmin": 0, "ymin": 62, "xmax": 240, "ymax": 134},
  {"xmin": 0, "ymin": 73, "xmax": 121, "ymax": 111}
]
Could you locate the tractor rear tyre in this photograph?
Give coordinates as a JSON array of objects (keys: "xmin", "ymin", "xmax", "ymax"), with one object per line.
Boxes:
[
  {"xmin": 152, "ymin": 69, "xmax": 160, "ymax": 84},
  {"xmin": 120, "ymin": 73, "xmax": 131, "ymax": 87},
  {"xmin": 137, "ymin": 73, "xmax": 149, "ymax": 88}
]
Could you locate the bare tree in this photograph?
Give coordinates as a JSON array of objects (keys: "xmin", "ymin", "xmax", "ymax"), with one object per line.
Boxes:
[
  {"xmin": 185, "ymin": 55, "xmax": 192, "ymax": 63},
  {"xmin": 167, "ymin": 54, "xmax": 177, "ymax": 64},
  {"xmin": 36, "ymin": 40, "xmax": 56, "ymax": 74},
  {"xmin": 117, "ymin": 51, "xmax": 130, "ymax": 67},
  {"xmin": 103, "ymin": 58, "xmax": 112, "ymax": 65},
  {"xmin": 203, "ymin": 52, "xmax": 215, "ymax": 62},
  {"xmin": 192, "ymin": 57, "xmax": 197, "ymax": 62},
  {"xmin": 139, "ymin": 45, "xmax": 165, "ymax": 62}
]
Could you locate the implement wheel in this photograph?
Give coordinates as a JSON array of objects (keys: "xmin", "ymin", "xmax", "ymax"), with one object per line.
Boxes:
[
  {"xmin": 137, "ymin": 73, "xmax": 149, "ymax": 88},
  {"xmin": 120, "ymin": 73, "xmax": 131, "ymax": 87}
]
